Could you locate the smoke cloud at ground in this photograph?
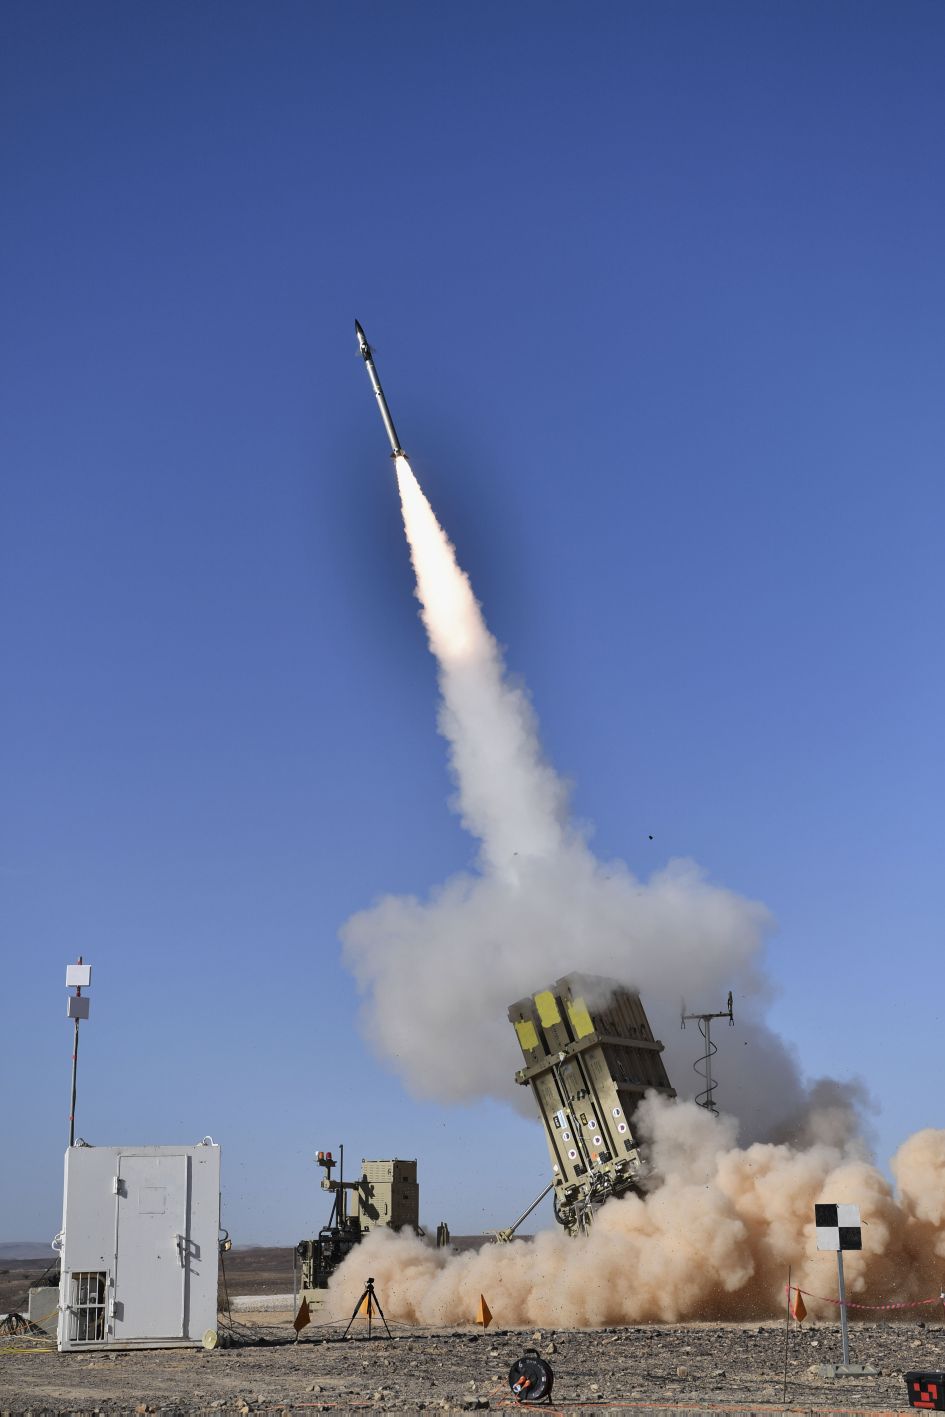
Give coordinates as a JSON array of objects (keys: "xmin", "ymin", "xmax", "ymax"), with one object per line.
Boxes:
[
  {"xmin": 343, "ymin": 459, "xmax": 834, "ymax": 1137},
  {"xmin": 327, "ymin": 1099, "xmax": 945, "ymax": 1325}
]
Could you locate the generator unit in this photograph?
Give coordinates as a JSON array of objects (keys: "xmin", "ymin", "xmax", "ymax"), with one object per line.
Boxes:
[
  {"xmin": 57, "ymin": 1140, "xmax": 220, "ymax": 1350},
  {"xmin": 509, "ymin": 975, "xmax": 675, "ymax": 1235}
]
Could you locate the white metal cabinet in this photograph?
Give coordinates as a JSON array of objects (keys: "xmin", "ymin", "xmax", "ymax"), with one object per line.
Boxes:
[{"xmin": 57, "ymin": 1141, "xmax": 220, "ymax": 1350}]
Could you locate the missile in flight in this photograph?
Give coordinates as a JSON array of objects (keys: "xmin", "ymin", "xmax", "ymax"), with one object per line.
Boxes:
[{"xmin": 354, "ymin": 320, "xmax": 405, "ymax": 459}]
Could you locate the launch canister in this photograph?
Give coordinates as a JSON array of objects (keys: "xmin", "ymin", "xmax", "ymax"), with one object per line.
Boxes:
[{"xmin": 355, "ymin": 320, "xmax": 405, "ymax": 459}]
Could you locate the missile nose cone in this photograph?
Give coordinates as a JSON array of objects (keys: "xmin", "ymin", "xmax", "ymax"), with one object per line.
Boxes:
[{"xmin": 355, "ymin": 319, "xmax": 372, "ymax": 361}]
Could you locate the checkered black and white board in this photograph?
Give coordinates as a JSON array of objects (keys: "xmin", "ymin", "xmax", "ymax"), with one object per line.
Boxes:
[{"xmin": 815, "ymin": 1202, "xmax": 862, "ymax": 1250}]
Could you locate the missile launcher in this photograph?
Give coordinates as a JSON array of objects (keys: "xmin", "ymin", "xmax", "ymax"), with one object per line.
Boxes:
[{"xmin": 509, "ymin": 974, "xmax": 675, "ymax": 1235}]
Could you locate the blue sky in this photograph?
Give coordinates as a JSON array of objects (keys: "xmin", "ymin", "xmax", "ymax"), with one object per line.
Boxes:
[{"xmin": 2, "ymin": 0, "xmax": 942, "ymax": 1243}]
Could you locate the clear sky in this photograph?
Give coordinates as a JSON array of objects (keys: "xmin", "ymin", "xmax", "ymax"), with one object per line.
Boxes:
[{"xmin": 2, "ymin": 1, "xmax": 942, "ymax": 1245}]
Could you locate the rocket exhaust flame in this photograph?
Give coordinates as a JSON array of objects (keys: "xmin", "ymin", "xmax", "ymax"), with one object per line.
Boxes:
[{"xmin": 393, "ymin": 457, "xmax": 483, "ymax": 667}]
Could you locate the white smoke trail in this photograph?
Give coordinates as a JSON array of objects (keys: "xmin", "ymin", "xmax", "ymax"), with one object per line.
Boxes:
[
  {"xmin": 342, "ymin": 457, "xmax": 822, "ymax": 1136},
  {"xmin": 393, "ymin": 456, "xmax": 567, "ymax": 869}
]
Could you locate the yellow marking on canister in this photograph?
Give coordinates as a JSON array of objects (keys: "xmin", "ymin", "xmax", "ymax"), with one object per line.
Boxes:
[
  {"xmin": 514, "ymin": 1018, "xmax": 539, "ymax": 1052},
  {"xmin": 566, "ymin": 996, "xmax": 594, "ymax": 1038},
  {"xmin": 535, "ymin": 991, "xmax": 562, "ymax": 1027}
]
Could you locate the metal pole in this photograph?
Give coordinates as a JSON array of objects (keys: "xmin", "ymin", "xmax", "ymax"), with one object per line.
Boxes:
[
  {"xmin": 837, "ymin": 1250, "xmax": 850, "ymax": 1367},
  {"xmin": 339, "ymin": 1144, "xmax": 345, "ymax": 1226},
  {"xmin": 69, "ymin": 1018, "xmax": 79, "ymax": 1147},
  {"xmin": 783, "ymin": 1265, "xmax": 792, "ymax": 1405},
  {"xmin": 507, "ymin": 1181, "xmax": 555, "ymax": 1236},
  {"xmin": 68, "ymin": 956, "xmax": 83, "ymax": 1147},
  {"xmin": 703, "ymin": 1019, "xmax": 714, "ymax": 1110}
]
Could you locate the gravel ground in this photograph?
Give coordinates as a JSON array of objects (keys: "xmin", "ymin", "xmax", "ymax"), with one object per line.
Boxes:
[{"xmin": 2, "ymin": 1315, "xmax": 943, "ymax": 1415}]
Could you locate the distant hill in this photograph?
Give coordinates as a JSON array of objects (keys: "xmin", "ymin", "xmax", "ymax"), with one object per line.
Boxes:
[{"xmin": 0, "ymin": 1242, "xmax": 57, "ymax": 1261}]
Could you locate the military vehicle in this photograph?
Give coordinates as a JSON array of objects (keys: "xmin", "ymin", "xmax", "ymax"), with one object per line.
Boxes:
[
  {"xmin": 296, "ymin": 1148, "xmax": 419, "ymax": 1296},
  {"xmin": 509, "ymin": 974, "xmax": 675, "ymax": 1235}
]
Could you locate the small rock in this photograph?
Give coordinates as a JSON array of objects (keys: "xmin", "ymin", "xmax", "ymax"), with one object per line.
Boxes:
[
  {"xmin": 309, "ymin": 1383, "xmax": 321, "ymax": 1393},
  {"xmin": 544, "ymin": 1341, "xmax": 556, "ymax": 1354},
  {"xmin": 676, "ymin": 1366, "xmax": 689, "ymax": 1378}
]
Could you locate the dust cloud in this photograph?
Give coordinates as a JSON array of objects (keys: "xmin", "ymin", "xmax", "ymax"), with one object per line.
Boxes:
[{"xmin": 326, "ymin": 1098, "xmax": 945, "ymax": 1325}]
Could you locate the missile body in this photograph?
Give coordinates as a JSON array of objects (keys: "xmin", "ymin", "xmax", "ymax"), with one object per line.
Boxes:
[{"xmin": 355, "ymin": 320, "xmax": 405, "ymax": 459}]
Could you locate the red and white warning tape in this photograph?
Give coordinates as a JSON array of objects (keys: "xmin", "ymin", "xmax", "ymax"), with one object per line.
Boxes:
[{"xmin": 788, "ymin": 1284, "xmax": 945, "ymax": 1312}]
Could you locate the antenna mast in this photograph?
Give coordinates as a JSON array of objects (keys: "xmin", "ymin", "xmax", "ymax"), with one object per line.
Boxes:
[{"xmin": 680, "ymin": 991, "xmax": 734, "ymax": 1116}]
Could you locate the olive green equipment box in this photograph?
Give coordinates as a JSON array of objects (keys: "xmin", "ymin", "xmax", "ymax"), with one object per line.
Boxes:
[
  {"xmin": 354, "ymin": 1159, "xmax": 419, "ymax": 1234},
  {"xmin": 509, "ymin": 974, "xmax": 675, "ymax": 1235}
]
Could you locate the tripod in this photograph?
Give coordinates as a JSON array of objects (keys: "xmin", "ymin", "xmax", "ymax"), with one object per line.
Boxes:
[{"xmin": 342, "ymin": 1276, "xmax": 391, "ymax": 1340}]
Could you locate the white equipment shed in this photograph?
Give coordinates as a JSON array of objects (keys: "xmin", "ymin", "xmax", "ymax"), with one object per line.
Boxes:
[{"xmin": 57, "ymin": 1140, "xmax": 220, "ymax": 1350}]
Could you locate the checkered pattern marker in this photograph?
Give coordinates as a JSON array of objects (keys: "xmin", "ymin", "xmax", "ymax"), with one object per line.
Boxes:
[
  {"xmin": 815, "ymin": 1202, "xmax": 861, "ymax": 1368},
  {"xmin": 815, "ymin": 1202, "xmax": 862, "ymax": 1251}
]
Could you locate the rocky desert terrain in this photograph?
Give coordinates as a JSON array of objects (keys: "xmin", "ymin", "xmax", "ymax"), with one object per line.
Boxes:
[{"xmin": 3, "ymin": 1246, "xmax": 941, "ymax": 1414}]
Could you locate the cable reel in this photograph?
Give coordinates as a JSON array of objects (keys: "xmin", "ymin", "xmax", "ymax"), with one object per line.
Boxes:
[{"xmin": 508, "ymin": 1348, "xmax": 554, "ymax": 1403}]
